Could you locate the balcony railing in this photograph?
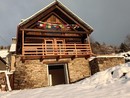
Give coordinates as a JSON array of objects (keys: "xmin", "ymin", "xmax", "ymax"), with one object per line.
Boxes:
[{"xmin": 22, "ymin": 43, "xmax": 92, "ymax": 58}]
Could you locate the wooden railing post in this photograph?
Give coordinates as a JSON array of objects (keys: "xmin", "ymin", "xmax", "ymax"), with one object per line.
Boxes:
[
  {"xmin": 42, "ymin": 44, "xmax": 44, "ymax": 56},
  {"xmin": 74, "ymin": 44, "xmax": 77, "ymax": 57},
  {"xmin": 59, "ymin": 44, "xmax": 61, "ymax": 55}
]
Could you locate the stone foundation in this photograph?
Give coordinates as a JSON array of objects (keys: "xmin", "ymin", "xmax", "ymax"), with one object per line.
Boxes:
[
  {"xmin": 14, "ymin": 58, "xmax": 48, "ymax": 89},
  {"xmin": 14, "ymin": 56, "xmax": 125, "ymax": 89},
  {"xmin": 14, "ymin": 57, "xmax": 91, "ymax": 89},
  {"xmin": 89, "ymin": 56, "xmax": 125, "ymax": 75},
  {"xmin": 68, "ymin": 58, "xmax": 90, "ymax": 82}
]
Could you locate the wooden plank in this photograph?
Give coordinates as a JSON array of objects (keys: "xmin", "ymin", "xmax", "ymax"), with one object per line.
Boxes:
[
  {"xmin": 20, "ymin": 29, "xmax": 87, "ymax": 34},
  {"xmin": 25, "ymin": 33, "xmax": 81, "ymax": 38},
  {"xmin": 43, "ymin": 60, "xmax": 70, "ymax": 64},
  {"xmin": 22, "ymin": 6, "xmax": 56, "ymax": 28},
  {"xmin": 56, "ymin": 6, "xmax": 90, "ymax": 33},
  {"xmin": 52, "ymin": 12, "xmax": 68, "ymax": 24},
  {"xmin": 25, "ymin": 37, "xmax": 82, "ymax": 43},
  {"xmin": 87, "ymin": 34, "xmax": 92, "ymax": 54},
  {"xmin": 29, "ymin": 12, "xmax": 55, "ymax": 28},
  {"xmin": 22, "ymin": 30, "xmax": 24, "ymax": 56}
]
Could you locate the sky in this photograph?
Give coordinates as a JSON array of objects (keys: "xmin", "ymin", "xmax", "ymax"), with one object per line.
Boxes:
[{"xmin": 0, "ymin": 0, "xmax": 130, "ymax": 46}]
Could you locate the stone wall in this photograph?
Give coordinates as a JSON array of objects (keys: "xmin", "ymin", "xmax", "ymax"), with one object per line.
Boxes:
[
  {"xmin": 14, "ymin": 57, "xmax": 91, "ymax": 89},
  {"xmin": 68, "ymin": 58, "xmax": 90, "ymax": 83},
  {"xmin": 10, "ymin": 55, "xmax": 16, "ymax": 71},
  {"xmin": 89, "ymin": 56, "xmax": 125, "ymax": 75},
  {"xmin": 14, "ymin": 58, "xmax": 48, "ymax": 89},
  {"xmin": 0, "ymin": 72, "xmax": 6, "ymax": 87},
  {"xmin": 14, "ymin": 56, "xmax": 125, "ymax": 89}
]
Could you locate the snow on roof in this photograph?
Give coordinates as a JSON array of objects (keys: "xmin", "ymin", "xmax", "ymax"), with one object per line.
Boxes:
[
  {"xmin": 10, "ymin": 43, "xmax": 16, "ymax": 52},
  {"xmin": 19, "ymin": 0, "xmax": 93, "ymax": 31},
  {"xmin": 0, "ymin": 49, "xmax": 9, "ymax": 58},
  {"xmin": 56, "ymin": 0, "xmax": 94, "ymax": 31},
  {"xmin": 19, "ymin": 0, "xmax": 56, "ymax": 25}
]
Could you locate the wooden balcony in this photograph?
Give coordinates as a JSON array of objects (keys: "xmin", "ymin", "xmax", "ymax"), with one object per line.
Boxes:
[{"xmin": 22, "ymin": 43, "xmax": 92, "ymax": 60}]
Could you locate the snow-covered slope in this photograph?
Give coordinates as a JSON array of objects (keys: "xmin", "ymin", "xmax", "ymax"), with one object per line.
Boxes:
[
  {"xmin": 0, "ymin": 63, "xmax": 130, "ymax": 98},
  {"xmin": 118, "ymin": 51, "xmax": 130, "ymax": 61},
  {"xmin": 0, "ymin": 49, "xmax": 9, "ymax": 58}
]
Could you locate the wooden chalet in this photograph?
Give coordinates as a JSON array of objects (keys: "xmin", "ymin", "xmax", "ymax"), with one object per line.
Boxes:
[
  {"xmin": 16, "ymin": 1, "xmax": 93, "ymax": 61},
  {"xmin": 14, "ymin": 1, "xmax": 94, "ymax": 89}
]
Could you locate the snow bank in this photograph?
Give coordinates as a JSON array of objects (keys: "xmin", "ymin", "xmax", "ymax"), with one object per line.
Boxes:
[
  {"xmin": 0, "ymin": 63, "xmax": 130, "ymax": 98},
  {"xmin": 78, "ymin": 62, "xmax": 130, "ymax": 86},
  {"xmin": 0, "ymin": 50, "xmax": 9, "ymax": 58},
  {"xmin": 118, "ymin": 51, "xmax": 130, "ymax": 61}
]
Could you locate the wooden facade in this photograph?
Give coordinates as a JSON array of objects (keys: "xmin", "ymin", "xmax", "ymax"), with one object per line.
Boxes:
[{"xmin": 16, "ymin": 1, "xmax": 94, "ymax": 61}]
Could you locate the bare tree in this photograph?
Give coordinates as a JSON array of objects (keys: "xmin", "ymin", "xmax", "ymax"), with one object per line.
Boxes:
[{"xmin": 125, "ymin": 34, "xmax": 130, "ymax": 48}]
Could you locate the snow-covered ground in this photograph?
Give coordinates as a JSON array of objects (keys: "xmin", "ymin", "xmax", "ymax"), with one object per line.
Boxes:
[
  {"xmin": 118, "ymin": 51, "xmax": 130, "ymax": 61},
  {"xmin": 0, "ymin": 49, "xmax": 9, "ymax": 58},
  {"xmin": 0, "ymin": 62, "xmax": 130, "ymax": 98}
]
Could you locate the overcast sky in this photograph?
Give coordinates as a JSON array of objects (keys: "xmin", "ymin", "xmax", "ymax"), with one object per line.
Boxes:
[{"xmin": 0, "ymin": 0, "xmax": 130, "ymax": 46}]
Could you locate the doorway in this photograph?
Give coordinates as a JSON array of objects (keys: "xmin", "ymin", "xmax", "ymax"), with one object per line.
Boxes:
[{"xmin": 48, "ymin": 64, "xmax": 69, "ymax": 86}]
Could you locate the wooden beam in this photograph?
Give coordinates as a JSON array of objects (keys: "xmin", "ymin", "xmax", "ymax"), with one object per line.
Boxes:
[
  {"xmin": 29, "ymin": 12, "xmax": 54, "ymax": 28},
  {"xmin": 22, "ymin": 30, "xmax": 24, "ymax": 56},
  {"xmin": 22, "ymin": 6, "xmax": 56, "ymax": 28},
  {"xmin": 52, "ymin": 12, "xmax": 68, "ymax": 24},
  {"xmin": 25, "ymin": 36, "xmax": 81, "ymax": 40},
  {"xmin": 56, "ymin": 6, "xmax": 90, "ymax": 33},
  {"xmin": 43, "ymin": 60, "xmax": 70, "ymax": 64},
  {"xmin": 26, "ymin": 33, "xmax": 81, "ymax": 38},
  {"xmin": 87, "ymin": 34, "xmax": 92, "ymax": 54},
  {"xmin": 20, "ymin": 29, "xmax": 87, "ymax": 34}
]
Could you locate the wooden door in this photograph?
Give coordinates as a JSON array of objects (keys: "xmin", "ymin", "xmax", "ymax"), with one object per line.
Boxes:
[
  {"xmin": 55, "ymin": 40, "xmax": 65, "ymax": 55},
  {"xmin": 45, "ymin": 40, "xmax": 54, "ymax": 55}
]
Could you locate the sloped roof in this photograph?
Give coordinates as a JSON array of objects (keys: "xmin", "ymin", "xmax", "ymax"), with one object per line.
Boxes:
[
  {"xmin": 19, "ymin": 0, "xmax": 93, "ymax": 32},
  {"xmin": 0, "ymin": 56, "xmax": 7, "ymax": 64}
]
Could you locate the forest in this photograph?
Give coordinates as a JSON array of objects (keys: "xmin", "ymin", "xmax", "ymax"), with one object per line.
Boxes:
[{"xmin": 90, "ymin": 34, "xmax": 130, "ymax": 54}]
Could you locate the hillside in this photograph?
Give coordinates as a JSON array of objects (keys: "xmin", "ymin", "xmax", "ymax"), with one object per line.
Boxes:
[{"xmin": 0, "ymin": 62, "xmax": 130, "ymax": 98}]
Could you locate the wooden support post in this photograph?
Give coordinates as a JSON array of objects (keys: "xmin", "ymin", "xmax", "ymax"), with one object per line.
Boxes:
[
  {"xmin": 42, "ymin": 44, "xmax": 44, "ymax": 56},
  {"xmin": 74, "ymin": 44, "xmax": 77, "ymax": 57},
  {"xmin": 87, "ymin": 34, "xmax": 92, "ymax": 54},
  {"xmin": 59, "ymin": 44, "xmax": 61, "ymax": 55},
  {"xmin": 5, "ymin": 72, "xmax": 12, "ymax": 91},
  {"xmin": 22, "ymin": 30, "xmax": 25, "ymax": 56}
]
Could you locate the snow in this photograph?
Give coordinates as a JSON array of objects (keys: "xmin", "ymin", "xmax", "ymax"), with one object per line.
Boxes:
[
  {"xmin": 89, "ymin": 51, "xmax": 130, "ymax": 62},
  {"xmin": 0, "ymin": 62, "xmax": 130, "ymax": 98},
  {"xmin": 117, "ymin": 51, "xmax": 130, "ymax": 61},
  {"xmin": 0, "ymin": 50, "xmax": 9, "ymax": 58},
  {"xmin": 9, "ymin": 44, "xmax": 16, "ymax": 52}
]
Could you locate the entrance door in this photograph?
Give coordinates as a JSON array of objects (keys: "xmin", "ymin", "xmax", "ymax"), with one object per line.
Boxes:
[{"xmin": 48, "ymin": 64, "xmax": 69, "ymax": 86}]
